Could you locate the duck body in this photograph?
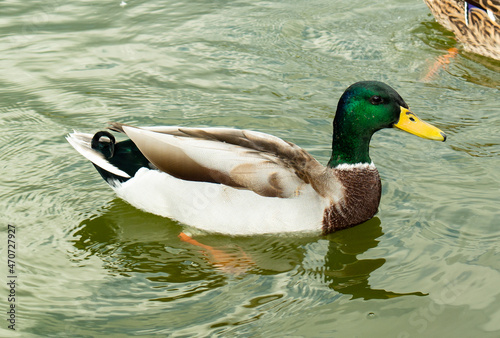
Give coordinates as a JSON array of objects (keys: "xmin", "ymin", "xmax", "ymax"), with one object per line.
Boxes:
[
  {"xmin": 424, "ymin": 0, "xmax": 500, "ymax": 59},
  {"xmin": 67, "ymin": 81, "xmax": 446, "ymax": 235}
]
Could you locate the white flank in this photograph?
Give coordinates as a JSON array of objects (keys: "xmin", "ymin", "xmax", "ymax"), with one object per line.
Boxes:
[{"xmin": 113, "ymin": 168, "xmax": 328, "ymax": 235}]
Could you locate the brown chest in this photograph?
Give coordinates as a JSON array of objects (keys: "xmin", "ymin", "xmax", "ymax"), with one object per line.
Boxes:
[{"xmin": 322, "ymin": 167, "xmax": 381, "ymax": 234}]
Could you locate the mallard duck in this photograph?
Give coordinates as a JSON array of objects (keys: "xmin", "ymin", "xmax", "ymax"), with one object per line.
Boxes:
[
  {"xmin": 423, "ymin": 0, "xmax": 500, "ymax": 60},
  {"xmin": 67, "ymin": 81, "xmax": 446, "ymax": 235}
]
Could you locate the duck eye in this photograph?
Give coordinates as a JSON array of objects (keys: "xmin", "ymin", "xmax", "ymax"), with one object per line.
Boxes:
[{"xmin": 370, "ymin": 95, "xmax": 383, "ymax": 105}]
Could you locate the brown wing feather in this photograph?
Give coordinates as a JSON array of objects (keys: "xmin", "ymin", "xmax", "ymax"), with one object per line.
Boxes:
[
  {"xmin": 179, "ymin": 127, "xmax": 318, "ymax": 178},
  {"xmin": 176, "ymin": 127, "xmax": 321, "ymax": 190},
  {"xmin": 117, "ymin": 124, "xmax": 325, "ymax": 198}
]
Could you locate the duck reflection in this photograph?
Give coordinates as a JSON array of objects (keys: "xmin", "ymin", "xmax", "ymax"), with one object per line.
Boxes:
[
  {"xmin": 416, "ymin": 21, "xmax": 500, "ymax": 88},
  {"xmin": 72, "ymin": 200, "xmax": 424, "ymax": 300},
  {"xmin": 320, "ymin": 217, "xmax": 425, "ymax": 299}
]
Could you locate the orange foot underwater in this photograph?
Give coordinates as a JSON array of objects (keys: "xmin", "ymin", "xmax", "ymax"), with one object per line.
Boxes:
[
  {"xmin": 179, "ymin": 232, "xmax": 255, "ymax": 275},
  {"xmin": 422, "ymin": 47, "xmax": 459, "ymax": 82}
]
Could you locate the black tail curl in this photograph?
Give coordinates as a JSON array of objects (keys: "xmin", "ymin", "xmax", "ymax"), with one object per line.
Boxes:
[
  {"xmin": 91, "ymin": 131, "xmax": 116, "ymax": 159},
  {"xmin": 89, "ymin": 130, "xmax": 152, "ymax": 184}
]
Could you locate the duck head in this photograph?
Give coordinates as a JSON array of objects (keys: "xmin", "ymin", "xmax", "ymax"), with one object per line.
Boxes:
[{"xmin": 328, "ymin": 81, "xmax": 446, "ymax": 167}]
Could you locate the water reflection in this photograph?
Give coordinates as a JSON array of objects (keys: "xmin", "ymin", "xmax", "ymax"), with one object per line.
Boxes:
[
  {"xmin": 72, "ymin": 200, "xmax": 425, "ymax": 302},
  {"xmin": 321, "ymin": 218, "xmax": 426, "ymax": 299},
  {"xmin": 414, "ymin": 20, "xmax": 500, "ymax": 88}
]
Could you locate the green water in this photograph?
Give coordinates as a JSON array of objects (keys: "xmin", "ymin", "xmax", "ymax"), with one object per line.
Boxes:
[{"xmin": 1, "ymin": 0, "xmax": 500, "ymax": 336}]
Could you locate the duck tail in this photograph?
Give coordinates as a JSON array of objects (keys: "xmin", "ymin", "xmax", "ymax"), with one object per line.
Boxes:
[{"xmin": 66, "ymin": 131, "xmax": 132, "ymax": 184}]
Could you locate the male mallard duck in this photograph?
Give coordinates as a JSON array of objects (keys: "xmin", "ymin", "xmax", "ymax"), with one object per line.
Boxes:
[
  {"xmin": 67, "ymin": 81, "xmax": 446, "ymax": 235},
  {"xmin": 423, "ymin": 0, "xmax": 500, "ymax": 59}
]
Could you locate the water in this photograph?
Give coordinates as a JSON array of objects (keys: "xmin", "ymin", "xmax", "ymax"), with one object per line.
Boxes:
[{"xmin": 1, "ymin": 0, "xmax": 499, "ymax": 336}]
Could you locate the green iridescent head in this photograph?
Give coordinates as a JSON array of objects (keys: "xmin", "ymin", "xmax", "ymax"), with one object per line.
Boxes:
[{"xmin": 328, "ymin": 81, "xmax": 446, "ymax": 167}]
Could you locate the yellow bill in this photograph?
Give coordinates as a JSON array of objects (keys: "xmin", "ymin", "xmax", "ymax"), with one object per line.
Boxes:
[{"xmin": 394, "ymin": 107, "xmax": 446, "ymax": 141}]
